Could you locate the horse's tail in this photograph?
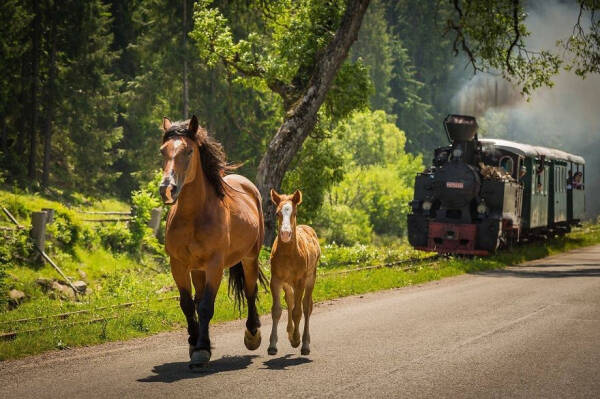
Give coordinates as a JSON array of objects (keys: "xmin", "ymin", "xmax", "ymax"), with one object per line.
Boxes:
[{"xmin": 228, "ymin": 262, "xmax": 268, "ymax": 313}]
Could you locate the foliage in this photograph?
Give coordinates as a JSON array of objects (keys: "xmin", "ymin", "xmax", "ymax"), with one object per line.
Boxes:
[
  {"xmin": 281, "ymin": 136, "xmax": 345, "ymax": 223},
  {"xmin": 318, "ymin": 202, "xmax": 373, "ymax": 245},
  {"xmin": 0, "ymin": 229, "xmax": 33, "ymax": 267},
  {"xmin": 306, "ymin": 110, "xmax": 424, "ymax": 244},
  {"xmin": 96, "ymin": 223, "xmax": 133, "ymax": 254}
]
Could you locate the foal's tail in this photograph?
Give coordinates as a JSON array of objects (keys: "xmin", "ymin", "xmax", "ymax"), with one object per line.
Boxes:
[{"xmin": 228, "ymin": 262, "xmax": 268, "ymax": 313}]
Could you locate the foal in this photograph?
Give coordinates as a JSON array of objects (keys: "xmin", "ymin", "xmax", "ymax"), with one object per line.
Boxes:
[{"xmin": 268, "ymin": 189, "xmax": 320, "ymax": 356}]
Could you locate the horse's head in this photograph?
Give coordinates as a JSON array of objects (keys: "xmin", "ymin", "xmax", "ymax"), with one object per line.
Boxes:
[
  {"xmin": 270, "ymin": 189, "xmax": 302, "ymax": 243},
  {"xmin": 159, "ymin": 115, "xmax": 200, "ymax": 204}
]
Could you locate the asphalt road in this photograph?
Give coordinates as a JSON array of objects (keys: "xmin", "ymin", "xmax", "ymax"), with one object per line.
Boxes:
[{"xmin": 1, "ymin": 245, "xmax": 599, "ymax": 399}]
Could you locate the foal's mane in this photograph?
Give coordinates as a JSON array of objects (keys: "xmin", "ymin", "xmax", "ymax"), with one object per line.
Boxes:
[{"xmin": 162, "ymin": 120, "xmax": 237, "ymax": 199}]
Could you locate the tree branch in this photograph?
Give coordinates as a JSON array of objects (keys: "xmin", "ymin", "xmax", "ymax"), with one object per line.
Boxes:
[{"xmin": 506, "ymin": 0, "xmax": 520, "ymax": 74}]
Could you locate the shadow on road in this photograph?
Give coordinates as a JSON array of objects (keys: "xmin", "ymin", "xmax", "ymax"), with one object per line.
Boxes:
[
  {"xmin": 475, "ymin": 267, "xmax": 600, "ymax": 279},
  {"xmin": 261, "ymin": 354, "xmax": 313, "ymax": 370},
  {"xmin": 137, "ymin": 355, "xmax": 259, "ymax": 383}
]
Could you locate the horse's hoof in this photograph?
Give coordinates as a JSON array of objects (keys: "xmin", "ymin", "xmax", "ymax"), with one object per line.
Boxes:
[
  {"xmin": 189, "ymin": 349, "xmax": 211, "ymax": 370},
  {"xmin": 267, "ymin": 346, "xmax": 277, "ymax": 356},
  {"xmin": 301, "ymin": 347, "xmax": 310, "ymax": 356},
  {"xmin": 244, "ymin": 329, "xmax": 261, "ymax": 351},
  {"xmin": 189, "ymin": 345, "xmax": 195, "ymax": 359}
]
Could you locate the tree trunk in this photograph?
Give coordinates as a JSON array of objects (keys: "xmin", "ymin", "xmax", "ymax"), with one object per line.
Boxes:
[
  {"xmin": 42, "ymin": 0, "xmax": 58, "ymax": 188},
  {"xmin": 256, "ymin": 0, "xmax": 370, "ymax": 245},
  {"xmin": 16, "ymin": 58, "xmax": 28, "ymax": 158},
  {"xmin": 0, "ymin": 115, "xmax": 6, "ymax": 156},
  {"xmin": 28, "ymin": 0, "xmax": 41, "ymax": 181},
  {"xmin": 182, "ymin": 0, "xmax": 189, "ymax": 119}
]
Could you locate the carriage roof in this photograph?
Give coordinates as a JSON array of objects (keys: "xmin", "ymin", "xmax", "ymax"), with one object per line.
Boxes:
[{"xmin": 479, "ymin": 138, "xmax": 585, "ymax": 165}]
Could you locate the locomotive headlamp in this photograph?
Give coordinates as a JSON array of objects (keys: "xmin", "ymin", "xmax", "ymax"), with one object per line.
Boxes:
[
  {"xmin": 452, "ymin": 148, "xmax": 463, "ymax": 159},
  {"xmin": 477, "ymin": 201, "xmax": 488, "ymax": 214},
  {"xmin": 422, "ymin": 200, "xmax": 432, "ymax": 211}
]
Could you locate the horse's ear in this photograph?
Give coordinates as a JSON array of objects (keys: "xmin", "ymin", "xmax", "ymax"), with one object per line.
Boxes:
[
  {"xmin": 188, "ymin": 115, "xmax": 199, "ymax": 133},
  {"xmin": 292, "ymin": 189, "xmax": 302, "ymax": 205},
  {"xmin": 162, "ymin": 117, "xmax": 172, "ymax": 132},
  {"xmin": 270, "ymin": 189, "xmax": 281, "ymax": 206}
]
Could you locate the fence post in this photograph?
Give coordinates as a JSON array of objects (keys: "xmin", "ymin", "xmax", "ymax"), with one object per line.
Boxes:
[
  {"xmin": 148, "ymin": 207, "xmax": 162, "ymax": 237},
  {"xmin": 42, "ymin": 208, "xmax": 55, "ymax": 224},
  {"xmin": 31, "ymin": 211, "xmax": 48, "ymax": 260}
]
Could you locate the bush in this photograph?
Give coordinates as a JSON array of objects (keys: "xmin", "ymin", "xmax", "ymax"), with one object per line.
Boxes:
[
  {"xmin": 0, "ymin": 229, "xmax": 33, "ymax": 266},
  {"xmin": 317, "ymin": 203, "xmax": 372, "ymax": 246},
  {"xmin": 46, "ymin": 209, "xmax": 89, "ymax": 252},
  {"xmin": 96, "ymin": 223, "xmax": 133, "ymax": 253}
]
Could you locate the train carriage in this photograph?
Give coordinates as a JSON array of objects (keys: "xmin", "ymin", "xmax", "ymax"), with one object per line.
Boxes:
[{"xmin": 408, "ymin": 115, "xmax": 586, "ymax": 256}]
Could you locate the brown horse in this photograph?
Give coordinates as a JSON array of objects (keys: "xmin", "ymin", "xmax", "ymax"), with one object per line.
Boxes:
[
  {"xmin": 268, "ymin": 189, "xmax": 320, "ymax": 356},
  {"xmin": 159, "ymin": 116, "xmax": 265, "ymax": 369}
]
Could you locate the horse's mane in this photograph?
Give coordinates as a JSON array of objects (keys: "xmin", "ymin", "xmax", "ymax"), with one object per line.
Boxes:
[{"xmin": 162, "ymin": 120, "xmax": 238, "ymax": 199}]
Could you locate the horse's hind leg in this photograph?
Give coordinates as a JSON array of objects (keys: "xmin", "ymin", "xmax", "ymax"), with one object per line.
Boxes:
[
  {"xmin": 242, "ymin": 257, "xmax": 261, "ymax": 350},
  {"xmin": 268, "ymin": 275, "xmax": 283, "ymax": 355},
  {"xmin": 171, "ymin": 260, "xmax": 198, "ymax": 358},
  {"xmin": 301, "ymin": 281, "xmax": 314, "ymax": 355}
]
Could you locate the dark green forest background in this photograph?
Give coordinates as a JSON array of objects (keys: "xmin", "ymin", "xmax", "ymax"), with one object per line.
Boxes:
[
  {"xmin": 1, "ymin": 0, "xmax": 598, "ymax": 243},
  {"xmin": 0, "ymin": 0, "xmax": 459, "ymax": 195}
]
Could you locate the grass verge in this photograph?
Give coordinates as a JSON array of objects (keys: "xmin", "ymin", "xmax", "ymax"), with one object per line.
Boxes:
[{"xmin": 1, "ymin": 223, "xmax": 599, "ymax": 361}]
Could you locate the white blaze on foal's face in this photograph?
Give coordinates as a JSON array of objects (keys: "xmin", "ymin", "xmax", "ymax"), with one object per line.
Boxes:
[{"xmin": 279, "ymin": 202, "xmax": 294, "ymax": 242}]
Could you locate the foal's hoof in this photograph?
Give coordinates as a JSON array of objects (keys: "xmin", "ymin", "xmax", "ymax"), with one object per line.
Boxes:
[
  {"xmin": 301, "ymin": 347, "xmax": 310, "ymax": 356},
  {"xmin": 267, "ymin": 346, "xmax": 278, "ymax": 356},
  {"xmin": 244, "ymin": 329, "xmax": 261, "ymax": 351},
  {"xmin": 289, "ymin": 333, "xmax": 301, "ymax": 348},
  {"xmin": 189, "ymin": 349, "xmax": 211, "ymax": 371}
]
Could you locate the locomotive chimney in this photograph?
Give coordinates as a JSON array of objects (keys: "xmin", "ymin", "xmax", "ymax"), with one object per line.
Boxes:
[
  {"xmin": 443, "ymin": 114, "xmax": 479, "ymax": 164},
  {"xmin": 444, "ymin": 114, "xmax": 478, "ymax": 142}
]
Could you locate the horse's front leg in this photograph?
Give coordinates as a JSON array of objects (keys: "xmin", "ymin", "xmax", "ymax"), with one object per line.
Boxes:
[
  {"xmin": 170, "ymin": 260, "xmax": 198, "ymax": 358},
  {"xmin": 190, "ymin": 260, "xmax": 223, "ymax": 370}
]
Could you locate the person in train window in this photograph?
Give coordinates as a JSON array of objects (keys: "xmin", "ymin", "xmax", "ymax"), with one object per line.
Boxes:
[{"xmin": 574, "ymin": 171, "xmax": 583, "ymax": 189}]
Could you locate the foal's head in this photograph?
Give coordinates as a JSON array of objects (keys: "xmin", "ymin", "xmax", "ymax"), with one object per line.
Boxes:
[
  {"xmin": 159, "ymin": 116, "xmax": 199, "ymax": 204},
  {"xmin": 270, "ymin": 189, "xmax": 302, "ymax": 243}
]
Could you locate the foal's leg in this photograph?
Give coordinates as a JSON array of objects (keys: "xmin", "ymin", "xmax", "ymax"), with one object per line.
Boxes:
[
  {"xmin": 301, "ymin": 280, "xmax": 315, "ymax": 355},
  {"xmin": 268, "ymin": 275, "xmax": 283, "ymax": 355},
  {"xmin": 171, "ymin": 260, "xmax": 198, "ymax": 357},
  {"xmin": 241, "ymin": 257, "xmax": 262, "ymax": 350},
  {"xmin": 190, "ymin": 262, "xmax": 223, "ymax": 369},
  {"xmin": 290, "ymin": 280, "xmax": 305, "ymax": 348},
  {"xmin": 283, "ymin": 284, "xmax": 295, "ymax": 346}
]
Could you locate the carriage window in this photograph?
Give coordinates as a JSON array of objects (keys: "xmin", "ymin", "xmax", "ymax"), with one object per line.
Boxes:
[
  {"xmin": 535, "ymin": 161, "xmax": 544, "ymax": 194},
  {"xmin": 499, "ymin": 156, "xmax": 514, "ymax": 176}
]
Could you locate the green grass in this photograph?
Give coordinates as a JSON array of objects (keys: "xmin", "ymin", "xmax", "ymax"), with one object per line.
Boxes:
[{"xmin": 2, "ymin": 222, "xmax": 599, "ymax": 361}]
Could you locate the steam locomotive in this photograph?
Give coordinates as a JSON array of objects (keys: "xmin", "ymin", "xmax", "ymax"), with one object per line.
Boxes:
[{"xmin": 407, "ymin": 115, "xmax": 586, "ymax": 256}]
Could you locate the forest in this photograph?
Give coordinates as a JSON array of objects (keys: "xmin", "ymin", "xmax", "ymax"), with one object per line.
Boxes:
[{"xmin": 1, "ymin": 0, "xmax": 599, "ymax": 245}]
